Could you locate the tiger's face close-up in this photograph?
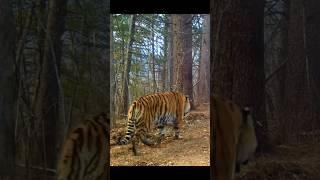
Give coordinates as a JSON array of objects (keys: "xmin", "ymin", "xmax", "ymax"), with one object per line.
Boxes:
[{"xmin": 212, "ymin": 95, "xmax": 258, "ymax": 180}]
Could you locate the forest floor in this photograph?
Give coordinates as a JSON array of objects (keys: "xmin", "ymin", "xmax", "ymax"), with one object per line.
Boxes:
[
  {"xmin": 110, "ymin": 104, "xmax": 210, "ymax": 166},
  {"xmin": 238, "ymin": 143, "xmax": 320, "ymax": 180}
]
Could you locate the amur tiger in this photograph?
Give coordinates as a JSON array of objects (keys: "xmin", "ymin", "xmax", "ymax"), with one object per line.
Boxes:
[
  {"xmin": 212, "ymin": 95, "xmax": 257, "ymax": 180},
  {"xmin": 118, "ymin": 91, "xmax": 191, "ymax": 155},
  {"xmin": 57, "ymin": 113, "xmax": 109, "ymax": 180}
]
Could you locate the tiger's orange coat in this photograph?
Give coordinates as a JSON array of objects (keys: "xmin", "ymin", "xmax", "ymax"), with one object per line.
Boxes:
[{"xmin": 57, "ymin": 113, "xmax": 109, "ymax": 180}]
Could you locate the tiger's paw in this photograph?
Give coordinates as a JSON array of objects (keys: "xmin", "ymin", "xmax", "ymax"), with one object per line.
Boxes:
[{"xmin": 174, "ymin": 135, "xmax": 183, "ymax": 140}]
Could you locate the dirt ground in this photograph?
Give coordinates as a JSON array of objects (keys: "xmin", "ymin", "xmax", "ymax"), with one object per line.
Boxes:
[
  {"xmin": 238, "ymin": 144, "xmax": 320, "ymax": 180},
  {"xmin": 110, "ymin": 104, "xmax": 210, "ymax": 166}
]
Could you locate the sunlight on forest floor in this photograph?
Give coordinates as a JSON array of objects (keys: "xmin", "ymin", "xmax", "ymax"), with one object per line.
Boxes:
[
  {"xmin": 110, "ymin": 104, "xmax": 210, "ymax": 166},
  {"xmin": 238, "ymin": 144, "xmax": 320, "ymax": 180}
]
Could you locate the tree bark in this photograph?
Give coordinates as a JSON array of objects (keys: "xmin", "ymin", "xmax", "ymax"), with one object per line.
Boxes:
[
  {"xmin": 105, "ymin": 0, "xmax": 110, "ymax": 177},
  {"xmin": 110, "ymin": 15, "xmax": 117, "ymax": 128},
  {"xmin": 34, "ymin": 0, "xmax": 66, "ymax": 169},
  {"xmin": 197, "ymin": 14, "xmax": 210, "ymax": 104},
  {"xmin": 121, "ymin": 15, "xmax": 136, "ymax": 115},
  {"xmin": 211, "ymin": 0, "xmax": 270, "ymax": 160},
  {"xmin": 162, "ymin": 15, "xmax": 168, "ymax": 91},
  {"xmin": 172, "ymin": 14, "xmax": 193, "ymax": 97},
  {"xmin": 151, "ymin": 15, "xmax": 157, "ymax": 92},
  {"xmin": 0, "ymin": 0, "xmax": 17, "ymax": 178},
  {"xmin": 305, "ymin": 0, "xmax": 320, "ymax": 129},
  {"xmin": 282, "ymin": 0, "xmax": 312, "ymax": 143},
  {"xmin": 167, "ymin": 15, "xmax": 174, "ymax": 91},
  {"xmin": 182, "ymin": 14, "xmax": 193, "ymax": 104},
  {"xmin": 172, "ymin": 14, "xmax": 184, "ymax": 92}
]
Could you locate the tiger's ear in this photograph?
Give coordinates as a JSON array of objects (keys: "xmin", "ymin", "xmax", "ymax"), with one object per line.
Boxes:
[
  {"xmin": 243, "ymin": 106, "xmax": 251, "ymax": 113},
  {"xmin": 94, "ymin": 112, "xmax": 110, "ymax": 127},
  {"xmin": 242, "ymin": 107, "xmax": 251, "ymax": 117},
  {"xmin": 242, "ymin": 106, "xmax": 252, "ymax": 124}
]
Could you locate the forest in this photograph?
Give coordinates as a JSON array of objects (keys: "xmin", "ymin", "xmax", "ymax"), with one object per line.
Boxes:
[
  {"xmin": 212, "ymin": 0, "xmax": 320, "ymax": 179},
  {"xmin": 109, "ymin": 14, "xmax": 210, "ymax": 166},
  {"xmin": 0, "ymin": 0, "xmax": 109, "ymax": 179}
]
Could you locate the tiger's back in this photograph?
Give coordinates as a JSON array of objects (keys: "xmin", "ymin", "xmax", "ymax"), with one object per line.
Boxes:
[{"xmin": 57, "ymin": 113, "xmax": 109, "ymax": 180}]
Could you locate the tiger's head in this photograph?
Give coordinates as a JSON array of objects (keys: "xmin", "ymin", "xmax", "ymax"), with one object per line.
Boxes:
[
  {"xmin": 184, "ymin": 95, "xmax": 191, "ymax": 116},
  {"xmin": 235, "ymin": 107, "xmax": 258, "ymax": 174},
  {"xmin": 93, "ymin": 112, "xmax": 110, "ymax": 132},
  {"xmin": 213, "ymin": 95, "xmax": 258, "ymax": 180}
]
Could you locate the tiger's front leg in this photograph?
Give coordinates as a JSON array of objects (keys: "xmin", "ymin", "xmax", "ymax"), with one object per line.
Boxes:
[
  {"xmin": 173, "ymin": 127, "xmax": 182, "ymax": 139},
  {"xmin": 148, "ymin": 126, "xmax": 164, "ymax": 145},
  {"xmin": 173, "ymin": 121, "xmax": 183, "ymax": 139},
  {"xmin": 158, "ymin": 125, "xmax": 165, "ymax": 137}
]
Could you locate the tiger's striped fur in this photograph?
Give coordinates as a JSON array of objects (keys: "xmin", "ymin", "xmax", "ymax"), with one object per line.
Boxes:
[
  {"xmin": 119, "ymin": 91, "xmax": 191, "ymax": 155},
  {"xmin": 212, "ymin": 95, "xmax": 257, "ymax": 180},
  {"xmin": 57, "ymin": 113, "xmax": 109, "ymax": 180}
]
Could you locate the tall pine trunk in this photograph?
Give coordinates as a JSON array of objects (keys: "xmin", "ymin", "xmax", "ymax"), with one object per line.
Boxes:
[
  {"xmin": 182, "ymin": 14, "xmax": 193, "ymax": 104},
  {"xmin": 167, "ymin": 15, "xmax": 174, "ymax": 91},
  {"xmin": 121, "ymin": 15, "xmax": 136, "ymax": 115},
  {"xmin": 282, "ymin": 0, "xmax": 312, "ymax": 143},
  {"xmin": 172, "ymin": 14, "xmax": 193, "ymax": 98},
  {"xmin": 305, "ymin": 0, "xmax": 320, "ymax": 130},
  {"xmin": 0, "ymin": 0, "xmax": 17, "ymax": 178},
  {"xmin": 34, "ymin": 0, "xmax": 66, "ymax": 170},
  {"xmin": 197, "ymin": 14, "xmax": 210, "ymax": 104},
  {"xmin": 211, "ymin": 0, "xmax": 269, "ymax": 178},
  {"xmin": 172, "ymin": 14, "xmax": 184, "ymax": 92},
  {"xmin": 212, "ymin": 0, "xmax": 269, "ymax": 153}
]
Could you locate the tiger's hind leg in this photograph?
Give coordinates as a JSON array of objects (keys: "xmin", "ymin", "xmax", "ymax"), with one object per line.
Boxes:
[
  {"xmin": 132, "ymin": 135, "xmax": 140, "ymax": 156},
  {"xmin": 156, "ymin": 125, "xmax": 165, "ymax": 143},
  {"xmin": 173, "ymin": 117, "xmax": 183, "ymax": 139},
  {"xmin": 173, "ymin": 126, "xmax": 183, "ymax": 139}
]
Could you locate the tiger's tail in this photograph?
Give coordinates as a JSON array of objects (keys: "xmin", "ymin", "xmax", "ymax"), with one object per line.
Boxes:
[
  {"xmin": 118, "ymin": 102, "xmax": 157, "ymax": 146},
  {"xmin": 118, "ymin": 119, "xmax": 134, "ymax": 145}
]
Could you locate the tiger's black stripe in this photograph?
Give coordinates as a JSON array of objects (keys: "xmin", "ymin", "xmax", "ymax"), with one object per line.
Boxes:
[{"xmin": 57, "ymin": 113, "xmax": 109, "ymax": 180}]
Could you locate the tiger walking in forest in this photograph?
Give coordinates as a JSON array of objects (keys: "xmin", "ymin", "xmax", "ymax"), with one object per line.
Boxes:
[{"xmin": 118, "ymin": 91, "xmax": 191, "ymax": 155}]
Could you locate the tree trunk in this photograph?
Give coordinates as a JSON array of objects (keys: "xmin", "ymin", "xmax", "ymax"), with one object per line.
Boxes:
[
  {"xmin": 277, "ymin": 1, "xmax": 289, "ymax": 144},
  {"xmin": 281, "ymin": 0, "xmax": 312, "ymax": 143},
  {"xmin": 0, "ymin": 0, "xmax": 17, "ymax": 178},
  {"xmin": 110, "ymin": 15, "xmax": 116, "ymax": 128},
  {"xmin": 162, "ymin": 15, "xmax": 168, "ymax": 91},
  {"xmin": 182, "ymin": 14, "xmax": 193, "ymax": 104},
  {"xmin": 167, "ymin": 15, "xmax": 174, "ymax": 91},
  {"xmin": 34, "ymin": 0, "xmax": 66, "ymax": 170},
  {"xmin": 121, "ymin": 15, "xmax": 136, "ymax": 115},
  {"xmin": 172, "ymin": 14, "xmax": 184, "ymax": 92},
  {"xmin": 105, "ymin": 0, "xmax": 110, "ymax": 176},
  {"xmin": 197, "ymin": 14, "xmax": 210, "ymax": 104},
  {"xmin": 151, "ymin": 16, "xmax": 157, "ymax": 92},
  {"xmin": 305, "ymin": 0, "xmax": 320, "ymax": 129},
  {"xmin": 211, "ymin": 1, "xmax": 270, "ymax": 178}
]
